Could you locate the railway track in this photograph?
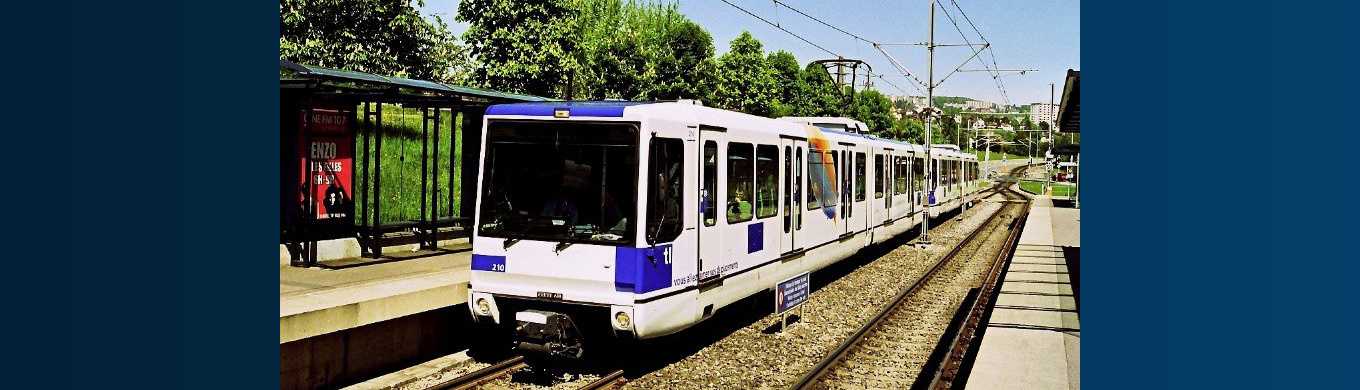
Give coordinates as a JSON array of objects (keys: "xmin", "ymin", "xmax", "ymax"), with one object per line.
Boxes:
[
  {"xmin": 428, "ymin": 355, "xmax": 626, "ymax": 390},
  {"xmin": 429, "ymin": 356, "xmax": 527, "ymax": 390},
  {"xmin": 790, "ymin": 168, "xmax": 1032, "ymax": 390}
]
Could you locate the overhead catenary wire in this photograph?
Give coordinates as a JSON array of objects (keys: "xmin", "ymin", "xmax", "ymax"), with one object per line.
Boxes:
[
  {"xmin": 718, "ymin": 0, "xmax": 838, "ymax": 58},
  {"xmin": 764, "ymin": 0, "xmax": 929, "ymax": 90},
  {"xmin": 942, "ymin": 0, "xmax": 1013, "ymax": 105},
  {"xmin": 935, "ymin": 2, "xmax": 1009, "ymax": 105},
  {"xmin": 716, "ymin": 0, "xmax": 916, "ymax": 97},
  {"xmin": 762, "ymin": 0, "xmax": 1019, "ymax": 106}
]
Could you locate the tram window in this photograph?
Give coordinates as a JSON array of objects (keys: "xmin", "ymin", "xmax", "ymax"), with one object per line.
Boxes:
[
  {"xmin": 913, "ymin": 157, "xmax": 924, "ymax": 195},
  {"xmin": 874, "ymin": 154, "xmax": 885, "ymax": 198},
  {"xmin": 702, "ymin": 141, "xmax": 717, "ymax": 226},
  {"xmin": 756, "ymin": 144, "xmax": 778, "ymax": 219},
  {"xmin": 894, "ymin": 157, "xmax": 908, "ymax": 194},
  {"xmin": 933, "ymin": 160, "xmax": 940, "ymax": 187},
  {"xmin": 855, "ymin": 152, "xmax": 866, "ymax": 202},
  {"xmin": 727, "ymin": 143, "xmax": 754, "ymax": 223},
  {"xmin": 825, "ymin": 151, "xmax": 838, "ymax": 208},
  {"xmin": 795, "ymin": 147, "xmax": 803, "ymax": 229},
  {"xmin": 840, "ymin": 150, "xmax": 850, "ymax": 207},
  {"xmin": 784, "ymin": 146, "xmax": 792, "ymax": 232},
  {"xmin": 808, "ymin": 148, "xmax": 837, "ymax": 210},
  {"xmin": 646, "ymin": 138, "xmax": 684, "ymax": 244},
  {"xmin": 948, "ymin": 161, "xmax": 954, "ymax": 186},
  {"xmin": 477, "ymin": 121, "xmax": 638, "ymax": 245},
  {"xmin": 806, "ymin": 149, "xmax": 821, "ymax": 210}
]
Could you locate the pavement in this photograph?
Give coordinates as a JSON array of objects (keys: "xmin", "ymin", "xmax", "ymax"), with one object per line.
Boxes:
[
  {"xmin": 280, "ymin": 250, "xmax": 471, "ymax": 343},
  {"xmin": 966, "ymin": 195, "xmax": 1080, "ymax": 390}
]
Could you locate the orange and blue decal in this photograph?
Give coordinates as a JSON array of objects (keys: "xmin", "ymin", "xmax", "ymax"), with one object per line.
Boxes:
[{"xmin": 806, "ymin": 125, "xmax": 838, "ymax": 219}]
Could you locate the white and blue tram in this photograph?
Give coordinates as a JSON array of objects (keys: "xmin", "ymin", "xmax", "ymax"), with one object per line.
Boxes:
[{"xmin": 466, "ymin": 101, "xmax": 981, "ymax": 359}]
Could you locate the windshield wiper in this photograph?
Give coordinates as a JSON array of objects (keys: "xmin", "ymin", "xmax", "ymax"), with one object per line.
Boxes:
[
  {"xmin": 503, "ymin": 237, "xmax": 521, "ymax": 249},
  {"xmin": 554, "ymin": 240, "xmax": 574, "ymax": 253}
]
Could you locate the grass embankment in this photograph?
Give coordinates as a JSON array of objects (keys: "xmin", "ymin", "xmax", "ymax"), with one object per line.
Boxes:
[
  {"xmin": 1019, "ymin": 179, "xmax": 1076, "ymax": 197},
  {"xmin": 352, "ymin": 104, "xmax": 466, "ymax": 225}
]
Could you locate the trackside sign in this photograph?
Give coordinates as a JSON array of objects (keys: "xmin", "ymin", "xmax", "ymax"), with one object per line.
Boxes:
[{"xmin": 776, "ymin": 272, "xmax": 810, "ymax": 314}]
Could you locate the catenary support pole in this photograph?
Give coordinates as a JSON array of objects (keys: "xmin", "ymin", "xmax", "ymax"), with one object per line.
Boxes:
[{"xmin": 920, "ymin": 0, "xmax": 936, "ymax": 246}]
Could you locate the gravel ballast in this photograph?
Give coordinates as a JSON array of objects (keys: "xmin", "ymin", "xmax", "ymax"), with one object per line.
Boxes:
[{"xmin": 624, "ymin": 193, "xmax": 1011, "ymax": 390}]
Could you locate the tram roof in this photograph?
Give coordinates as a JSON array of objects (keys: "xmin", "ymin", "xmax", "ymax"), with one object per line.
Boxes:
[{"xmin": 484, "ymin": 101, "xmax": 974, "ymax": 159}]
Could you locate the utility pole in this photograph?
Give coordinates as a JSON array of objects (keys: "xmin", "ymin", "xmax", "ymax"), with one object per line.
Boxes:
[
  {"xmin": 1047, "ymin": 82, "xmax": 1054, "ymax": 194},
  {"xmin": 919, "ymin": 0, "xmax": 936, "ymax": 246},
  {"xmin": 862, "ymin": 0, "xmax": 1034, "ymax": 246}
]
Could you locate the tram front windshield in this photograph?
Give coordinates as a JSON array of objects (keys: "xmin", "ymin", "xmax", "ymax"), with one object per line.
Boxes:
[{"xmin": 478, "ymin": 120, "xmax": 638, "ymax": 245}]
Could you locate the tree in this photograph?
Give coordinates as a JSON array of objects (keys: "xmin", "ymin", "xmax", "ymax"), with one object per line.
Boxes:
[
  {"xmin": 574, "ymin": 1, "xmax": 715, "ymax": 101},
  {"xmin": 643, "ymin": 20, "xmax": 717, "ymax": 101},
  {"xmin": 893, "ymin": 117, "xmax": 925, "ymax": 143},
  {"xmin": 457, "ymin": 0, "xmax": 579, "ymax": 97},
  {"xmin": 280, "ymin": 0, "xmax": 462, "ymax": 81},
  {"xmin": 850, "ymin": 89, "xmax": 895, "ymax": 134},
  {"xmin": 712, "ymin": 32, "xmax": 777, "ymax": 116},
  {"xmin": 799, "ymin": 63, "xmax": 843, "ymax": 117},
  {"xmin": 766, "ymin": 50, "xmax": 803, "ymax": 117}
]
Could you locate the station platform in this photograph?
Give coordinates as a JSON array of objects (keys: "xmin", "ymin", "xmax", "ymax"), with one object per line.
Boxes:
[
  {"xmin": 280, "ymin": 249, "xmax": 471, "ymax": 344},
  {"xmin": 966, "ymin": 195, "xmax": 1080, "ymax": 389}
]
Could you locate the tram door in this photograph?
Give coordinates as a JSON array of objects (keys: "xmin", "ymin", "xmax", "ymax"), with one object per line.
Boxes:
[
  {"xmin": 697, "ymin": 126, "xmax": 724, "ymax": 288},
  {"xmin": 780, "ymin": 137, "xmax": 805, "ymax": 254}
]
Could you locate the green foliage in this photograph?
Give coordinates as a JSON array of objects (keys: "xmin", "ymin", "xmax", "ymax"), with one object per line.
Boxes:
[
  {"xmin": 643, "ymin": 19, "xmax": 717, "ymax": 100},
  {"xmin": 766, "ymin": 50, "xmax": 803, "ymax": 117},
  {"xmin": 457, "ymin": 0, "xmax": 580, "ymax": 97},
  {"xmin": 849, "ymin": 89, "xmax": 894, "ymax": 135},
  {"xmin": 280, "ymin": 0, "xmax": 463, "ymax": 81},
  {"xmin": 713, "ymin": 31, "xmax": 778, "ymax": 116},
  {"xmin": 575, "ymin": 0, "xmax": 716, "ymax": 101},
  {"xmin": 799, "ymin": 63, "xmax": 844, "ymax": 117}
]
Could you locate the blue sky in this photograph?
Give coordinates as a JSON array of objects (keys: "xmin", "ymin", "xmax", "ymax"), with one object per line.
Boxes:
[{"xmin": 419, "ymin": 0, "xmax": 1078, "ymax": 105}]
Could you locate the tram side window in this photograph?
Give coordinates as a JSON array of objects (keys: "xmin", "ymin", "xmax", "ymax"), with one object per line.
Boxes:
[
  {"xmin": 913, "ymin": 157, "xmax": 925, "ymax": 193},
  {"xmin": 646, "ymin": 138, "xmax": 684, "ymax": 244},
  {"xmin": 949, "ymin": 161, "xmax": 956, "ymax": 186},
  {"xmin": 932, "ymin": 160, "xmax": 940, "ymax": 187},
  {"xmin": 855, "ymin": 152, "xmax": 866, "ymax": 202},
  {"xmin": 702, "ymin": 141, "xmax": 717, "ymax": 226},
  {"xmin": 874, "ymin": 154, "xmax": 885, "ymax": 198},
  {"xmin": 783, "ymin": 146, "xmax": 791, "ymax": 232},
  {"xmin": 755, "ymin": 144, "xmax": 778, "ymax": 219},
  {"xmin": 806, "ymin": 149, "xmax": 821, "ymax": 210},
  {"xmin": 894, "ymin": 157, "xmax": 908, "ymax": 194},
  {"xmin": 727, "ymin": 143, "xmax": 754, "ymax": 223},
  {"xmin": 795, "ymin": 147, "xmax": 803, "ymax": 229},
  {"xmin": 808, "ymin": 149, "xmax": 835, "ymax": 210}
]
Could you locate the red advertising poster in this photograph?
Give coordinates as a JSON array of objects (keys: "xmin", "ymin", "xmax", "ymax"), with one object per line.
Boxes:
[{"xmin": 298, "ymin": 108, "xmax": 355, "ymax": 220}]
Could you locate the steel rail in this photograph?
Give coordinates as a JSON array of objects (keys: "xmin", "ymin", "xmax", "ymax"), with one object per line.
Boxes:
[
  {"xmin": 790, "ymin": 178, "xmax": 1020, "ymax": 390},
  {"xmin": 429, "ymin": 356, "xmax": 527, "ymax": 390},
  {"xmin": 928, "ymin": 188, "xmax": 1030, "ymax": 389},
  {"xmin": 578, "ymin": 369, "xmax": 626, "ymax": 390}
]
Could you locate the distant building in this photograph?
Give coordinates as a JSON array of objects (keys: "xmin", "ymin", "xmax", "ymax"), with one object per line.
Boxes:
[
  {"xmin": 891, "ymin": 95, "xmax": 929, "ymax": 108},
  {"xmin": 1030, "ymin": 103, "xmax": 1058, "ymax": 127}
]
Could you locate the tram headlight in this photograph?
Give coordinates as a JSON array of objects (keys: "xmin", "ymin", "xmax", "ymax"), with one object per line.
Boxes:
[
  {"xmin": 475, "ymin": 298, "xmax": 492, "ymax": 316},
  {"xmin": 614, "ymin": 311, "xmax": 631, "ymax": 329}
]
